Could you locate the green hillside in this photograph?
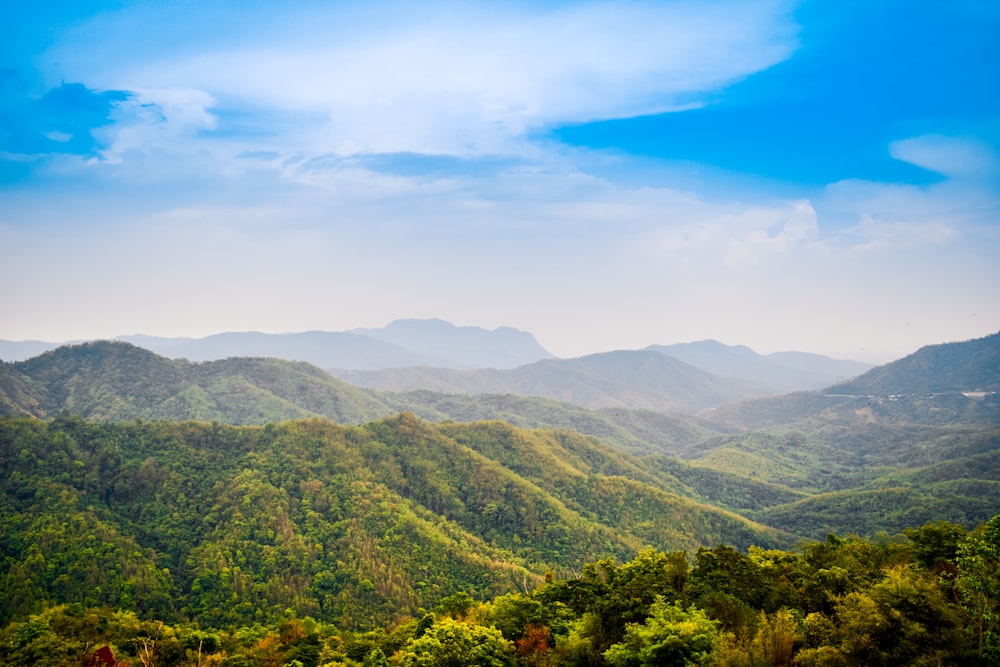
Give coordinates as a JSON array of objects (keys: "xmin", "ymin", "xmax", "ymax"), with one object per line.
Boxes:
[
  {"xmin": 0, "ymin": 414, "xmax": 783, "ymax": 629},
  {"xmin": 384, "ymin": 390, "xmax": 715, "ymax": 456},
  {"xmin": 3, "ymin": 336, "xmax": 999, "ymax": 560},
  {"xmin": 833, "ymin": 330, "xmax": 1000, "ymax": 395},
  {"xmin": 4, "ymin": 341, "xmax": 395, "ymax": 424}
]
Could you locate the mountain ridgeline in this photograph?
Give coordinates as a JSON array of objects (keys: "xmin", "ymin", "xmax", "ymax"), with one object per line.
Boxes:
[
  {"xmin": 0, "ymin": 319, "xmax": 870, "ymax": 400},
  {"xmin": 0, "ymin": 319, "xmax": 556, "ymax": 370},
  {"xmin": 334, "ymin": 349, "xmax": 765, "ymax": 413}
]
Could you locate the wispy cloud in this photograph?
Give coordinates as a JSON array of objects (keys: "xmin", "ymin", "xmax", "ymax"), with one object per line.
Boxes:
[
  {"xmin": 45, "ymin": 1, "xmax": 797, "ymax": 158},
  {"xmin": 889, "ymin": 134, "xmax": 999, "ymax": 179},
  {"xmin": 95, "ymin": 88, "xmax": 218, "ymax": 162}
]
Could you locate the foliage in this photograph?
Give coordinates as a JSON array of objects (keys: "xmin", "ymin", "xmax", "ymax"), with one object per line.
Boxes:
[
  {"xmin": 397, "ymin": 618, "xmax": 513, "ymax": 667},
  {"xmin": 603, "ymin": 599, "xmax": 719, "ymax": 667},
  {"xmin": 0, "ymin": 413, "xmax": 787, "ymax": 630},
  {"xmin": 2, "ymin": 341, "xmax": 394, "ymax": 425},
  {"xmin": 956, "ymin": 513, "xmax": 1000, "ymax": 663},
  {"xmin": 0, "ymin": 515, "xmax": 996, "ymax": 665}
]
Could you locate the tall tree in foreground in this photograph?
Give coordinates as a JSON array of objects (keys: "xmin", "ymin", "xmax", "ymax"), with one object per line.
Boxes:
[{"xmin": 957, "ymin": 514, "xmax": 1000, "ymax": 663}]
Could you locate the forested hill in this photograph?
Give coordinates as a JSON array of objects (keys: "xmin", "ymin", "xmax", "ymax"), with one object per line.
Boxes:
[
  {"xmin": 703, "ymin": 330, "xmax": 1000, "ymax": 431},
  {"xmin": 0, "ymin": 414, "xmax": 783, "ymax": 629},
  {"xmin": 1, "ymin": 336, "xmax": 999, "ymax": 664},
  {"xmin": 1, "ymin": 341, "xmax": 395, "ymax": 424},
  {"xmin": 832, "ymin": 330, "xmax": 1000, "ymax": 395},
  {"xmin": 0, "ymin": 341, "xmax": 719, "ymax": 456}
]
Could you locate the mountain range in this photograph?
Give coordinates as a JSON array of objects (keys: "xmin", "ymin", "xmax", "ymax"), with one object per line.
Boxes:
[
  {"xmin": 0, "ymin": 319, "xmax": 554, "ymax": 370},
  {"xmin": 335, "ymin": 349, "xmax": 763, "ymax": 413},
  {"xmin": 2, "ymin": 331, "xmax": 998, "ymax": 540},
  {"xmin": 0, "ymin": 319, "xmax": 872, "ymax": 406},
  {"xmin": 646, "ymin": 340, "xmax": 873, "ymax": 394}
]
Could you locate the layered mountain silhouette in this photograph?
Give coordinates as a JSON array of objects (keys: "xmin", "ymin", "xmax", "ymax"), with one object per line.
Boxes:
[
  {"xmin": 0, "ymin": 319, "xmax": 555, "ymax": 370},
  {"xmin": 646, "ymin": 340, "xmax": 872, "ymax": 394},
  {"xmin": 1, "ymin": 321, "xmax": 869, "ymax": 399},
  {"xmin": 335, "ymin": 341, "xmax": 874, "ymax": 411},
  {"xmin": 348, "ymin": 318, "xmax": 555, "ymax": 369},
  {"xmin": 336, "ymin": 349, "xmax": 763, "ymax": 412}
]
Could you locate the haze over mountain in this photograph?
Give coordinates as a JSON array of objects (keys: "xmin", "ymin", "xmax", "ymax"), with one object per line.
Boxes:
[
  {"xmin": 119, "ymin": 330, "xmax": 446, "ymax": 369},
  {"xmin": 0, "ymin": 319, "xmax": 554, "ymax": 370},
  {"xmin": 0, "ymin": 320, "xmax": 872, "ymax": 401},
  {"xmin": 349, "ymin": 318, "xmax": 555, "ymax": 369},
  {"xmin": 336, "ymin": 350, "xmax": 763, "ymax": 413},
  {"xmin": 337, "ymin": 342, "xmax": 871, "ymax": 408},
  {"xmin": 704, "ymin": 331, "xmax": 1000, "ymax": 432},
  {"xmin": 646, "ymin": 340, "xmax": 872, "ymax": 394}
]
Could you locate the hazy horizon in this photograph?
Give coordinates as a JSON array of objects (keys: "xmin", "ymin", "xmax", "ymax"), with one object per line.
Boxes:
[
  {"xmin": 3, "ymin": 318, "xmax": 993, "ymax": 365},
  {"xmin": 3, "ymin": 1, "xmax": 998, "ymax": 364}
]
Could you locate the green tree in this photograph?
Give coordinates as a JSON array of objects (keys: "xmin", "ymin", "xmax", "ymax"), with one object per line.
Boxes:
[
  {"xmin": 398, "ymin": 618, "xmax": 513, "ymax": 667},
  {"xmin": 718, "ymin": 608, "xmax": 799, "ymax": 667},
  {"xmin": 603, "ymin": 598, "xmax": 719, "ymax": 667},
  {"xmin": 805, "ymin": 565, "xmax": 965, "ymax": 666},
  {"xmin": 956, "ymin": 513, "xmax": 1000, "ymax": 663},
  {"xmin": 364, "ymin": 647, "xmax": 389, "ymax": 666},
  {"xmin": 904, "ymin": 520, "xmax": 967, "ymax": 570}
]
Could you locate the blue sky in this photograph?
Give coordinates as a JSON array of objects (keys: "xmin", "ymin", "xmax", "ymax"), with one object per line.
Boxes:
[{"xmin": 1, "ymin": 0, "xmax": 998, "ymax": 362}]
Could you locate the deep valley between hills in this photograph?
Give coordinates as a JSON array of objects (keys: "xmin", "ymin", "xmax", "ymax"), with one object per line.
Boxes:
[{"xmin": 0, "ymin": 327, "xmax": 998, "ymax": 665}]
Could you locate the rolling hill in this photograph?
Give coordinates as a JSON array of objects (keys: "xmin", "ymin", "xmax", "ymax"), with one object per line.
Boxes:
[
  {"xmin": 3, "ymin": 341, "xmax": 394, "ymax": 424},
  {"xmin": 0, "ymin": 413, "xmax": 786, "ymax": 628}
]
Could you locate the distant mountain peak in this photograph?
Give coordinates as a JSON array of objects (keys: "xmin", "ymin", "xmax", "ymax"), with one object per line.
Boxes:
[
  {"xmin": 350, "ymin": 319, "xmax": 554, "ymax": 369},
  {"xmin": 645, "ymin": 340, "xmax": 873, "ymax": 395}
]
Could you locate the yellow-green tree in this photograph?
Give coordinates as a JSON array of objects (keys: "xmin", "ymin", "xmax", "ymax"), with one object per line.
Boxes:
[
  {"xmin": 603, "ymin": 598, "xmax": 719, "ymax": 667},
  {"xmin": 398, "ymin": 618, "xmax": 513, "ymax": 667}
]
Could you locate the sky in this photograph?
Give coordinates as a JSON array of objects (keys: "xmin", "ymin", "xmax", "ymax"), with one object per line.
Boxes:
[{"xmin": 1, "ymin": 0, "xmax": 998, "ymax": 363}]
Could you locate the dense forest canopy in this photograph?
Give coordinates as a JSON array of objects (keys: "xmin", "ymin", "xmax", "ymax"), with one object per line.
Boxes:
[
  {"xmin": 1, "ymin": 414, "xmax": 999, "ymax": 665},
  {"xmin": 1, "ymin": 511, "xmax": 997, "ymax": 665}
]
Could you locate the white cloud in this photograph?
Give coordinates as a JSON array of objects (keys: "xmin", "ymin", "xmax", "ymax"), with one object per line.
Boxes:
[
  {"xmin": 724, "ymin": 201, "xmax": 818, "ymax": 266},
  {"xmin": 821, "ymin": 171, "xmax": 996, "ymax": 254},
  {"xmin": 49, "ymin": 0, "xmax": 797, "ymax": 157},
  {"xmin": 890, "ymin": 134, "xmax": 999, "ymax": 178},
  {"xmin": 647, "ymin": 198, "xmax": 820, "ymax": 268},
  {"xmin": 94, "ymin": 88, "xmax": 217, "ymax": 162},
  {"xmin": 3, "ymin": 153, "xmax": 998, "ymax": 362},
  {"xmin": 847, "ymin": 214, "xmax": 960, "ymax": 254}
]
